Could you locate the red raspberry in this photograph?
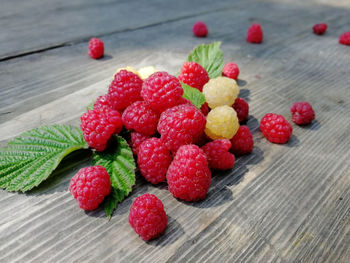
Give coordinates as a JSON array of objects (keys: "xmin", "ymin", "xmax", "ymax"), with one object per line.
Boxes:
[
  {"xmin": 166, "ymin": 145, "xmax": 211, "ymax": 202},
  {"xmin": 192, "ymin": 21, "xmax": 208, "ymax": 37},
  {"xmin": 313, "ymin": 23, "xmax": 328, "ymax": 35},
  {"xmin": 122, "ymin": 101, "xmax": 160, "ymax": 135},
  {"xmin": 129, "ymin": 193, "xmax": 167, "ymax": 241},
  {"xmin": 230, "ymin": 125, "xmax": 254, "ymax": 156},
  {"xmin": 222, "ymin": 62, "xmax": 240, "ymax": 80},
  {"xmin": 80, "ymin": 109, "xmax": 123, "ymax": 151},
  {"xmin": 290, "ymin": 102, "xmax": 315, "ymax": 125},
  {"xmin": 179, "ymin": 98, "xmax": 209, "ymax": 116},
  {"xmin": 108, "ymin": 70, "xmax": 143, "ymax": 111},
  {"xmin": 178, "ymin": 62, "xmax": 209, "ymax": 91},
  {"xmin": 141, "ymin": 72, "xmax": 183, "ymax": 112},
  {"xmin": 202, "ymin": 139, "xmax": 235, "ymax": 170},
  {"xmin": 232, "ymin": 98, "xmax": 249, "ymax": 123},
  {"xmin": 93, "ymin": 94, "xmax": 113, "ymax": 111},
  {"xmin": 158, "ymin": 104, "xmax": 206, "ymax": 152},
  {"xmin": 137, "ymin": 138, "xmax": 172, "ymax": 184},
  {"xmin": 260, "ymin": 113, "xmax": 292, "ymax": 144},
  {"xmin": 129, "ymin": 132, "xmax": 150, "ymax": 155},
  {"xmin": 247, "ymin": 23, "xmax": 263, "ymax": 44},
  {"xmin": 69, "ymin": 166, "xmax": 111, "ymax": 210},
  {"xmin": 339, "ymin": 31, "xmax": 350, "ymax": 46},
  {"xmin": 88, "ymin": 38, "xmax": 104, "ymax": 59}
]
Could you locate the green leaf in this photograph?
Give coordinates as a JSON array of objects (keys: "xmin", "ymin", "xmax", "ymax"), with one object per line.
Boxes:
[
  {"xmin": 102, "ymin": 188, "xmax": 125, "ymax": 219},
  {"xmin": 187, "ymin": 41, "xmax": 224, "ymax": 79},
  {"xmin": 0, "ymin": 125, "xmax": 89, "ymax": 192},
  {"xmin": 181, "ymin": 82, "xmax": 206, "ymax": 109},
  {"xmin": 87, "ymin": 101, "xmax": 94, "ymax": 111}
]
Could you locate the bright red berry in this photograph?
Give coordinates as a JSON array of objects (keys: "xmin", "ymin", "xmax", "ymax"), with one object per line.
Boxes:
[
  {"xmin": 192, "ymin": 21, "xmax": 208, "ymax": 37},
  {"xmin": 93, "ymin": 94, "xmax": 113, "ymax": 111},
  {"xmin": 339, "ymin": 31, "xmax": 350, "ymax": 46},
  {"xmin": 69, "ymin": 166, "xmax": 111, "ymax": 210},
  {"xmin": 80, "ymin": 109, "xmax": 123, "ymax": 151},
  {"xmin": 222, "ymin": 62, "xmax": 240, "ymax": 80},
  {"xmin": 137, "ymin": 138, "xmax": 172, "ymax": 184},
  {"xmin": 313, "ymin": 23, "xmax": 327, "ymax": 35},
  {"xmin": 202, "ymin": 139, "xmax": 235, "ymax": 170},
  {"xmin": 167, "ymin": 145, "xmax": 211, "ymax": 202},
  {"xmin": 129, "ymin": 132, "xmax": 150, "ymax": 155},
  {"xmin": 233, "ymin": 98, "xmax": 249, "ymax": 123},
  {"xmin": 260, "ymin": 113, "xmax": 292, "ymax": 144},
  {"xmin": 247, "ymin": 23, "xmax": 263, "ymax": 44},
  {"xmin": 290, "ymin": 102, "xmax": 315, "ymax": 125},
  {"xmin": 230, "ymin": 125, "xmax": 254, "ymax": 155},
  {"xmin": 129, "ymin": 193, "xmax": 167, "ymax": 241},
  {"xmin": 158, "ymin": 104, "xmax": 206, "ymax": 152},
  {"xmin": 88, "ymin": 38, "xmax": 104, "ymax": 59},
  {"xmin": 179, "ymin": 98, "xmax": 209, "ymax": 116},
  {"xmin": 108, "ymin": 70, "xmax": 143, "ymax": 111},
  {"xmin": 178, "ymin": 62, "xmax": 209, "ymax": 91}
]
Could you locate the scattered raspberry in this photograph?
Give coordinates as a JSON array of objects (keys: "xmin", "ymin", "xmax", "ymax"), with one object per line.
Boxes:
[
  {"xmin": 69, "ymin": 166, "xmax": 111, "ymax": 210},
  {"xmin": 339, "ymin": 31, "xmax": 350, "ymax": 46},
  {"xmin": 137, "ymin": 138, "xmax": 172, "ymax": 184},
  {"xmin": 167, "ymin": 145, "xmax": 211, "ymax": 202},
  {"xmin": 129, "ymin": 193, "xmax": 167, "ymax": 241},
  {"xmin": 313, "ymin": 23, "xmax": 328, "ymax": 35},
  {"xmin": 222, "ymin": 62, "xmax": 240, "ymax": 80},
  {"xmin": 141, "ymin": 72, "xmax": 184, "ymax": 112},
  {"xmin": 205, "ymin": 105, "xmax": 239, "ymax": 140},
  {"xmin": 88, "ymin": 38, "xmax": 104, "ymax": 59},
  {"xmin": 108, "ymin": 70, "xmax": 143, "ymax": 111},
  {"xmin": 93, "ymin": 94, "xmax": 113, "ymax": 111},
  {"xmin": 80, "ymin": 109, "xmax": 123, "ymax": 151},
  {"xmin": 203, "ymin": 76, "xmax": 239, "ymax": 109},
  {"xmin": 158, "ymin": 104, "xmax": 206, "ymax": 152},
  {"xmin": 233, "ymin": 98, "xmax": 249, "ymax": 123},
  {"xmin": 202, "ymin": 139, "xmax": 235, "ymax": 170},
  {"xmin": 122, "ymin": 101, "xmax": 160, "ymax": 135},
  {"xmin": 192, "ymin": 21, "xmax": 208, "ymax": 37},
  {"xmin": 260, "ymin": 113, "xmax": 292, "ymax": 144},
  {"xmin": 230, "ymin": 125, "xmax": 254, "ymax": 156},
  {"xmin": 129, "ymin": 132, "xmax": 151, "ymax": 155},
  {"xmin": 178, "ymin": 62, "xmax": 209, "ymax": 91},
  {"xmin": 246, "ymin": 23, "xmax": 263, "ymax": 44},
  {"xmin": 290, "ymin": 102, "xmax": 315, "ymax": 125}
]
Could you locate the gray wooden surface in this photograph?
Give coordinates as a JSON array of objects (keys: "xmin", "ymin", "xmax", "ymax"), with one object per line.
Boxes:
[{"xmin": 0, "ymin": 0, "xmax": 350, "ymax": 262}]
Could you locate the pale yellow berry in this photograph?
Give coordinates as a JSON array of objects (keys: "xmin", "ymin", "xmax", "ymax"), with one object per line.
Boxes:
[
  {"xmin": 115, "ymin": 66, "xmax": 140, "ymax": 77},
  {"xmin": 205, "ymin": 105, "xmax": 239, "ymax": 140},
  {"xmin": 138, "ymin": 66, "xmax": 158, "ymax": 79},
  {"xmin": 202, "ymin": 76, "xmax": 239, "ymax": 109}
]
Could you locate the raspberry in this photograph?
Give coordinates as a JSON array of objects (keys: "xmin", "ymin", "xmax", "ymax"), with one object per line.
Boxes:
[
  {"xmin": 88, "ymin": 38, "xmax": 104, "ymax": 59},
  {"xmin": 166, "ymin": 145, "xmax": 211, "ymax": 202},
  {"xmin": 202, "ymin": 76, "xmax": 239, "ymax": 109},
  {"xmin": 230, "ymin": 125, "xmax": 254, "ymax": 156},
  {"xmin": 108, "ymin": 70, "xmax": 143, "ymax": 111},
  {"xmin": 141, "ymin": 72, "xmax": 184, "ymax": 112},
  {"xmin": 138, "ymin": 66, "xmax": 158, "ymax": 80},
  {"xmin": 202, "ymin": 139, "xmax": 235, "ymax": 170},
  {"xmin": 178, "ymin": 62, "xmax": 209, "ymax": 91},
  {"xmin": 233, "ymin": 98, "xmax": 249, "ymax": 123},
  {"xmin": 313, "ymin": 23, "xmax": 327, "ymax": 35},
  {"xmin": 80, "ymin": 109, "xmax": 123, "ymax": 151},
  {"xmin": 246, "ymin": 23, "xmax": 263, "ymax": 44},
  {"xmin": 137, "ymin": 138, "xmax": 172, "ymax": 184},
  {"xmin": 179, "ymin": 98, "xmax": 209, "ymax": 116},
  {"xmin": 290, "ymin": 101, "xmax": 315, "ymax": 125},
  {"xmin": 205, "ymin": 105, "xmax": 239, "ymax": 140},
  {"xmin": 129, "ymin": 193, "xmax": 167, "ymax": 241},
  {"xmin": 122, "ymin": 101, "xmax": 160, "ymax": 135},
  {"xmin": 339, "ymin": 31, "xmax": 350, "ymax": 46},
  {"xmin": 158, "ymin": 104, "xmax": 206, "ymax": 152},
  {"xmin": 69, "ymin": 166, "xmax": 111, "ymax": 210},
  {"xmin": 260, "ymin": 113, "xmax": 292, "ymax": 144},
  {"xmin": 129, "ymin": 132, "xmax": 151, "ymax": 155},
  {"xmin": 93, "ymin": 94, "xmax": 113, "ymax": 111},
  {"xmin": 222, "ymin": 62, "xmax": 240, "ymax": 80},
  {"xmin": 192, "ymin": 21, "xmax": 208, "ymax": 37}
]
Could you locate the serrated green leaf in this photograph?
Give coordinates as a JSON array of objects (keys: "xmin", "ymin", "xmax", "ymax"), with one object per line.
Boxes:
[
  {"xmin": 187, "ymin": 41, "xmax": 224, "ymax": 79},
  {"xmin": 87, "ymin": 101, "xmax": 94, "ymax": 111},
  {"xmin": 103, "ymin": 188, "xmax": 125, "ymax": 219},
  {"xmin": 181, "ymin": 82, "xmax": 206, "ymax": 109},
  {"xmin": 0, "ymin": 125, "xmax": 89, "ymax": 192}
]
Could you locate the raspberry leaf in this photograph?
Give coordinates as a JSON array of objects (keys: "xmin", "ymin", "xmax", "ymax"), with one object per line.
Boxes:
[
  {"xmin": 181, "ymin": 82, "xmax": 206, "ymax": 109},
  {"xmin": 102, "ymin": 188, "xmax": 125, "ymax": 219},
  {"xmin": 87, "ymin": 101, "xmax": 94, "ymax": 111},
  {"xmin": 187, "ymin": 41, "xmax": 224, "ymax": 79},
  {"xmin": 0, "ymin": 125, "xmax": 89, "ymax": 192}
]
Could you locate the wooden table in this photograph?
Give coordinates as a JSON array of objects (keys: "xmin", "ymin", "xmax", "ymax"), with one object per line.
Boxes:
[{"xmin": 1, "ymin": 0, "xmax": 349, "ymax": 262}]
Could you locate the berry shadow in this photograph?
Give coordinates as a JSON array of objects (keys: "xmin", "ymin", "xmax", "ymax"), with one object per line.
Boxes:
[
  {"xmin": 237, "ymin": 79, "xmax": 247, "ymax": 87},
  {"xmin": 239, "ymin": 88, "xmax": 250, "ymax": 102},
  {"xmin": 98, "ymin": 54, "xmax": 113, "ymax": 61},
  {"xmin": 285, "ymin": 134, "xmax": 300, "ymax": 148},
  {"xmin": 298, "ymin": 119, "xmax": 321, "ymax": 131}
]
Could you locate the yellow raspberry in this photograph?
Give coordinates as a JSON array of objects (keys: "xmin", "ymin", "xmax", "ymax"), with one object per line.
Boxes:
[
  {"xmin": 205, "ymin": 105, "xmax": 239, "ymax": 140},
  {"xmin": 138, "ymin": 66, "xmax": 158, "ymax": 79},
  {"xmin": 115, "ymin": 66, "xmax": 140, "ymax": 77},
  {"xmin": 202, "ymin": 76, "xmax": 239, "ymax": 109}
]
